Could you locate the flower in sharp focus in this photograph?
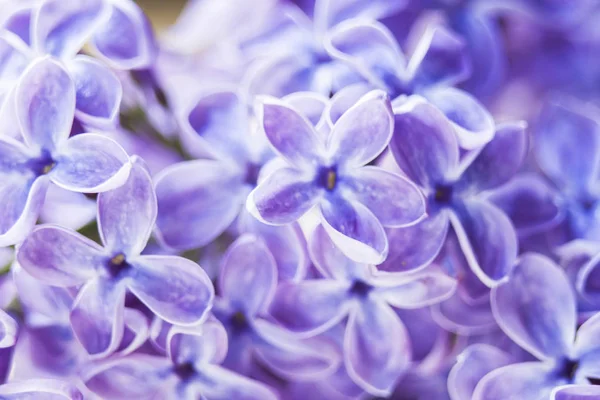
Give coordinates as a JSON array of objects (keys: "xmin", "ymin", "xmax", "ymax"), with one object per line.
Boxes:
[
  {"xmin": 247, "ymin": 89, "xmax": 426, "ymax": 264},
  {"xmin": 16, "ymin": 157, "xmax": 213, "ymax": 357},
  {"xmin": 0, "ymin": 57, "xmax": 130, "ymax": 246}
]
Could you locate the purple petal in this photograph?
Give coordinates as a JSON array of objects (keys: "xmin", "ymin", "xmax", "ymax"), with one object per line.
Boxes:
[
  {"xmin": 196, "ymin": 365, "xmax": 278, "ymax": 400},
  {"xmin": 553, "ymin": 385, "xmax": 600, "ymax": 400},
  {"xmin": 68, "ymin": 55, "xmax": 122, "ymax": 127},
  {"xmin": 258, "ymin": 96, "xmax": 325, "ymax": 168},
  {"xmin": 534, "ymin": 101, "xmax": 600, "ymax": 195},
  {"xmin": 0, "ymin": 379, "xmax": 83, "ymax": 399},
  {"xmin": 283, "ymin": 91, "xmax": 328, "ymax": 128},
  {"xmin": 70, "ymin": 279, "xmax": 126, "ymax": 356},
  {"xmin": 472, "ymin": 362, "xmax": 561, "ymax": 400},
  {"xmin": 128, "ymin": 255, "xmax": 214, "ymax": 325},
  {"xmin": 308, "ymin": 223, "xmax": 364, "ymax": 281},
  {"xmin": 577, "ymin": 255, "xmax": 600, "ymax": 306},
  {"xmin": 379, "ymin": 211, "xmax": 449, "ymax": 273},
  {"xmin": 219, "ymin": 235, "xmax": 277, "ymax": 315},
  {"xmin": 390, "ymin": 96, "xmax": 459, "ymax": 188},
  {"xmin": 0, "ymin": 309, "xmax": 16, "ymax": 348},
  {"xmin": 51, "ymin": 133, "xmax": 131, "ymax": 192},
  {"xmin": 409, "ymin": 25, "xmax": 471, "ymax": 88},
  {"xmin": 450, "ymin": 199, "xmax": 518, "ymax": 286},
  {"xmin": 33, "ymin": 0, "xmax": 106, "ymax": 59},
  {"xmin": 0, "ymin": 31, "xmax": 31, "ymax": 84},
  {"xmin": 247, "ymin": 167, "xmax": 322, "ymax": 225},
  {"xmin": 17, "ymin": 225, "xmax": 103, "ymax": 286},
  {"xmin": 574, "ymin": 310, "xmax": 600, "ymax": 367},
  {"xmin": 91, "ymin": 0, "xmax": 156, "ymax": 69},
  {"xmin": 432, "ymin": 292, "xmax": 497, "ymax": 335},
  {"xmin": 377, "ymin": 268, "xmax": 456, "ymax": 308},
  {"xmin": 16, "ymin": 57, "xmax": 74, "ymax": 150},
  {"xmin": 98, "ymin": 157, "xmax": 154, "ymax": 256},
  {"xmin": 325, "ymin": 19, "xmax": 406, "ymax": 89},
  {"xmin": 316, "ymin": 0, "xmax": 407, "ymax": 32},
  {"xmin": 320, "ymin": 194, "xmax": 388, "ymax": 264},
  {"xmin": 457, "ymin": 122, "xmax": 528, "ymax": 193},
  {"xmin": 0, "ymin": 174, "xmax": 48, "ymax": 247},
  {"xmin": 345, "ymin": 301, "xmax": 410, "ymax": 396},
  {"xmin": 342, "ymin": 166, "xmax": 425, "ymax": 227},
  {"xmin": 328, "ymin": 90, "xmax": 393, "ymax": 168},
  {"xmin": 270, "ymin": 280, "xmax": 349, "ymax": 336},
  {"xmin": 491, "ymin": 253, "xmax": 576, "ymax": 360},
  {"xmin": 424, "ymin": 87, "xmax": 495, "ymax": 150},
  {"xmin": 326, "ymin": 82, "xmax": 372, "ymax": 125},
  {"xmin": 488, "ymin": 173, "xmax": 563, "ymax": 237},
  {"xmin": 155, "ymin": 159, "xmax": 246, "ymax": 251},
  {"xmin": 167, "ymin": 318, "xmax": 228, "ymax": 366},
  {"xmin": 448, "ymin": 344, "xmax": 511, "ymax": 400}
]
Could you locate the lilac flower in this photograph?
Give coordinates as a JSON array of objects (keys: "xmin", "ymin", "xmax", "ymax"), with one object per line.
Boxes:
[
  {"xmin": 471, "ymin": 253, "xmax": 600, "ymax": 399},
  {"xmin": 552, "ymin": 384, "xmax": 600, "ymax": 399},
  {"xmin": 247, "ymin": 90, "xmax": 425, "ymax": 264},
  {"xmin": 84, "ymin": 319, "xmax": 277, "ymax": 400},
  {"xmin": 16, "ymin": 157, "xmax": 214, "ymax": 357},
  {"xmin": 325, "ymin": 19, "xmax": 495, "ymax": 149},
  {"xmin": 0, "ymin": 57, "xmax": 130, "ymax": 246},
  {"xmin": 0, "ymin": 379, "xmax": 83, "ymax": 399},
  {"xmin": 0, "ymin": 309, "xmax": 16, "ymax": 349},
  {"xmin": 385, "ymin": 97, "xmax": 525, "ymax": 285},
  {"xmin": 213, "ymin": 234, "xmax": 339, "ymax": 379},
  {"xmin": 270, "ymin": 224, "xmax": 456, "ymax": 395}
]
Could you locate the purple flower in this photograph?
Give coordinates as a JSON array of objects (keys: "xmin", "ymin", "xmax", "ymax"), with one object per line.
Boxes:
[
  {"xmin": 553, "ymin": 384, "xmax": 600, "ymax": 399},
  {"xmin": 385, "ymin": 97, "xmax": 525, "ymax": 285},
  {"xmin": 247, "ymin": 89, "xmax": 425, "ymax": 264},
  {"xmin": 471, "ymin": 253, "xmax": 600, "ymax": 399},
  {"xmin": 325, "ymin": 19, "xmax": 495, "ymax": 149},
  {"xmin": 0, "ymin": 57, "xmax": 130, "ymax": 246},
  {"xmin": 213, "ymin": 234, "xmax": 340, "ymax": 379},
  {"xmin": 270, "ymin": 224, "xmax": 456, "ymax": 395},
  {"xmin": 0, "ymin": 379, "xmax": 83, "ymax": 399},
  {"xmin": 0, "ymin": 309, "xmax": 16, "ymax": 349},
  {"xmin": 84, "ymin": 319, "xmax": 277, "ymax": 400},
  {"xmin": 16, "ymin": 157, "xmax": 214, "ymax": 357}
]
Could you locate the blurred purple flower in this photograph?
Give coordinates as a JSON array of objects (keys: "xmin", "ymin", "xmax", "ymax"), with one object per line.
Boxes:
[
  {"xmin": 16, "ymin": 157, "xmax": 213, "ymax": 357},
  {"xmin": 0, "ymin": 379, "xmax": 83, "ymax": 399}
]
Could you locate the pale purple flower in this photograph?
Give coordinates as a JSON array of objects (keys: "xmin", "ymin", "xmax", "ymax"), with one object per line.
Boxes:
[
  {"xmin": 0, "ymin": 309, "xmax": 16, "ymax": 349},
  {"xmin": 0, "ymin": 379, "xmax": 83, "ymax": 399},
  {"xmin": 247, "ymin": 89, "xmax": 426, "ymax": 264},
  {"xmin": 0, "ymin": 57, "xmax": 130, "ymax": 246},
  {"xmin": 16, "ymin": 157, "xmax": 213, "ymax": 357},
  {"xmin": 270, "ymin": 224, "xmax": 456, "ymax": 396}
]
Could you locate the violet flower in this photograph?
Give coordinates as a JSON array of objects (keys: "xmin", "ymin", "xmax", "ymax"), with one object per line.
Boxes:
[
  {"xmin": 213, "ymin": 233, "xmax": 339, "ymax": 379},
  {"xmin": 0, "ymin": 57, "xmax": 130, "ymax": 246},
  {"xmin": 0, "ymin": 379, "xmax": 83, "ymax": 400},
  {"xmin": 270, "ymin": 224, "xmax": 456, "ymax": 395},
  {"xmin": 0, "ymin": 309, "xmax": 16, "ymax": 349},
  {"xmin": 247, "ymin": 89, "xmax": 426, "ymax": 264},
  {"xmin": 470, "ymin": 253, "xmax": 600, "ymax": 399},
  {"xmin": 83, "ymin": 319, "xmax": 277, "ymax": 400},
  {"xmin": 16, "ymin": 157, "xmax": 214, "ymax": 357},
  {"xmin": 385, "ymin": 97, "xmax": 525, "ymax": 285}
]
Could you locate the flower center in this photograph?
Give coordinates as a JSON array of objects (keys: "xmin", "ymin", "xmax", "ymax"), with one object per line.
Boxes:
[
  {"xmin": 106, "ymin": 253, "xmax": 131, "ymax": 279},
  {"xmin": 433, "ymin": 183, "xmax": 454, "ymax": 204},
  {"xmin": 316, "ymin": 166, "xmax": 338, "ymax": 191},
  {"xmin": 173, "ymin": 362, "xmax": 196, "ymax": 381},
  {"xmin": 29, "ymin": 149, "xmax": 56, "ymax": 176},
  {"xmin": 559, "ymin": 358, "xmax": 579, "ymax": 381},
  {"xmin": 244, "ymin": 163, "xmax": 260, "ymax": 186},
  {"xmin": 230, "ymin": 310, "xmax": 250, "ymax": 335},
  {"xmin": 349, "ymin": 280, "xmax": 372, "ymax": 297}
]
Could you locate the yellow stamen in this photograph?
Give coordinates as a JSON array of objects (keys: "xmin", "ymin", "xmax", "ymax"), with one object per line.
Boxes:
[
  {"xmin": 42, "ymin": 162, "xmax": 56, "ymax": 174},
  {"xmin": 326, "ymin": 170, "xmax": 336, "ymax": 190},
  {"xmin": 110, "ymin": 253, "xmax": 125, "ymax": 265}
]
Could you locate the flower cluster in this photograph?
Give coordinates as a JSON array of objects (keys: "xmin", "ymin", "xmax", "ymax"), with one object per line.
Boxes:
[{"xmin": 0, "ymin": 0, "xmax": 599, "ymax": 399}]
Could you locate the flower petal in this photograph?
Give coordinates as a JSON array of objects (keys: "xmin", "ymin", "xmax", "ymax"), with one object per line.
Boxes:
[
  {"xmin": 32, "ymin": 0, "xmax": 106, "ymax": 59},
  {"xmin": 155, "ymin": 159, "xmax": 246, "ymax": 251},
  {"xmin": 448, "ymin": 344, "xmax": 511, "ymax": 400},
  {"xmin": 409, "ymin": 25, "xmax": 471, "ymax": 88},
  {"xmin": 457, "ymin": 121, "xmax": 528, "ymax": 193},
  {"xmin": 424, "ymin": 87, "xmax": 495, "ymax": 150},
  {"xmin": 91, "ymin": 0, "xmax": 156, "ymax": 69},
  {"xmin": 219, "ymin": 235, "xmax": 277, "ymax": 316},
  {"xmin": 167, "ymin": 318, "xmax": 228, "ymax": 366},
  {"xmin": 345, "ymin": 301, "xmax": 410, "ymax": 396},
  {"xmin": 553, "ymin": 385, "xmax": 600, "ymax": 400},
  {"xmin": 0, "ymin": 379, "xmax": 83, "ymax": 399},
  {"xmin": 315, "ymin": 0, "xmax": 407, "ymax": 32},
  {"xmin": 127, "ymin": 255, "xmax": 213, "ymax": 326},
  {"xmin": 328, "ymin": 90, "xmax": 393, "ymax": 168},
  {"xmin": 247, "ymin": 167, "xmax": 322, "ymax": 225},
  {"xmin": 472, "ymin": 362, "xmax": 562, "ymax": 400},
  {"xmin": 376, "ymin": 268, "xmax": 456, "ymax": 308},
  {"xmin": 97, "ymin": 156, "xmax": 154, "ymax": 256},
  {"xmin": 195, "ymin": 365, "xmax": 278, "ymax": 400},
  {"xmin": 70, "ymin": 279, "xmax": 126, "ymax": 357},
  {"xmin": 258, "ymin": 96, "xmax": 324, "ymax": 168},
  {"xmin": 390, "ymin": 96, "xmax": 459, "ymax": 188},
  {"xmin": 17, "ymin": 224, "xmax": 103, "ymax": 286},
  {"xmin": 432, "ymin": 292, "xmax": 497, "ymax": 335},
  {"xmin": 342, "ymin": 166, "xmax": 425, "ymax": 227},
  {"xmin": 325, "ymin": 19, "xmax": 406, "ymax": 89},
  {"xmin": 51, "ymin": 133, "xmax": 131, "ymax": 193},
  {"xmin": 270, "ymin": 280, "xmax": 350, "ymax": 336},
  {"xmin": 16, "ymin": 56, "xmax": 74, "ymax": 150},
  {"xmin": 283, "ymin": 91, "xmax": 328, "ymax": 128},
  {"xmin": 450, "ymin": 199, "xmax": 518, "ymax": 286},
  {"xmin": 309, "ymin": 223, "xmax": 365, "ymax": 281},
  {"xmin": 320, "ymin": 194, "xmax": 388, "ymax": 264},
  {"xmin": 0, "ymin": 309, "xmax": 16, "ymax": 348},
  {"xmin": 491, "ymin": 253, "xmax": 576, "ymax": 360},
  {"xmin": 0, "ymin": 31, "xmax": 31, "ymax": 84},
  {"xmin": 379, "ymin": 211, "xmax": 449, "ymax": 273},
  {"xmin": 68, "ymin": 55, "xmax": 122, "ymax": 127}
]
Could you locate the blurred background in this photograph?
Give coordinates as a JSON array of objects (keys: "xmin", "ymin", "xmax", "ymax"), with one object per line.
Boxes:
[{"xmin": 137, "ymin": 0, "xmax": 186, "ymax": 30}]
